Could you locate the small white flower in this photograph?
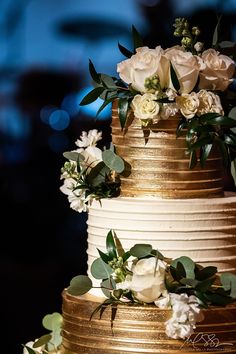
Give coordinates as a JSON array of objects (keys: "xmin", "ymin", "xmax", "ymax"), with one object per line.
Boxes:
[
  {"xmin": 75, "ymin": 129, "xmax": 102, "ymax": 148},
  {"xmin": 131, "ymin": 93, "xmax": 160, "ymax": 123},
  {"xmin": 154, "ymin": 294, "xmax": 171, "ymax": 309},
  {"xmin": 160, "ymin": 103, "xmax": 179, "ymax": 120},
  {"xmin": 165, "ymin": 88, "xmax": 177, "ymax": 101},
  {"xmin": 194, "ymin": 41, "xmax": 204, "ymax": 53}
]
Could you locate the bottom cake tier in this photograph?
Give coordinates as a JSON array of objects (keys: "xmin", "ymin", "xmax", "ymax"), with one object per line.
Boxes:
[{"xmin": 61, "ymin": 291, "xmax": 236, "ymax": 354}]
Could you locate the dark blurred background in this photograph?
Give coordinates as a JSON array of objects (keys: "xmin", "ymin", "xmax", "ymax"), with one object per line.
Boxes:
[{"xmin": 1, "ymin": 1, "xmax": 236, "ymax": 353}]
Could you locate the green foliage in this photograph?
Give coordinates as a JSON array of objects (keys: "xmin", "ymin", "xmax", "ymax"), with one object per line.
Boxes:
[
  {"xmin": 220, "ymin": 273, "xmax": 236, "ymax": 298},
  {"xmin": 130, "ymin": 244, "xmax": 152, "ymax": 258},
  {"xmin": 91, "ymin": 258, "xmax": 113, "ymax": 279},
  {"xmin": 68, "ymin": 275, "xmax": 93, "ymax": 295},
  {"xmin": 102, "ymin": 150, "xmax": 125, "ymax": 173}
]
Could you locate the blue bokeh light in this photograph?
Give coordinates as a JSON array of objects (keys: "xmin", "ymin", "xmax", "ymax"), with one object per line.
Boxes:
[
  {"xmin": 49, "ymin": 109, "xmax": 70, "ymax": 130},
  {"xmin": 40, "ymin": 104, "xmax": 58, "ymax": 124}
]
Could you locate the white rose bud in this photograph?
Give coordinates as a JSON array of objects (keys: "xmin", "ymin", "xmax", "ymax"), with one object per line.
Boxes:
[{"xmin": 194, "ymin": 41, "xmax": 203, "ymax": 53}]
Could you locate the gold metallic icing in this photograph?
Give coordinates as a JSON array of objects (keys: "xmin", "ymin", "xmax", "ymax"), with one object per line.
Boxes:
[
  {"xmin": 61, "ymin": 291, "xmax": 236, "ymax": 354},
  {"xmin": 111, "ymin": 101, "xmax": 224, "ymax": 199}
]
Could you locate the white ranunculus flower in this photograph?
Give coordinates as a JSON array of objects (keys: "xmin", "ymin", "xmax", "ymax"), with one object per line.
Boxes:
[
  {"xmin": 165, "ymin": 46, "xmax": 203, "ymax": 94},
  {"xmin": 129, "ymin": 257, "xmax": 167, "ymax": 303},
  {"xmin": 75, "ymin": 129, "xmax": 102, "ymax": 148},
  {"xmin": 199, "ymin": 48, "xmax": 235, "ymax": 91},
  {"xmin": 117, "ymin": 46, "xmax": 169, "ymax": 93},
  {"xmin": 176, "ymin": 92, "xmax": 199, "ymax": 119},
  {"xmin": 154, "ymin": 294, "xmax": 171, "ymax": 309},
  {"xmin": 165, "ymin": 317, "xmax": 194, "ymax": 339},
  {"xmin": 131, "ymin": 93, "xmax": 160, "ymax": 122},
  {"xmin": 197, "ymin": 89, "xmax": 224, "ymax": 116}
]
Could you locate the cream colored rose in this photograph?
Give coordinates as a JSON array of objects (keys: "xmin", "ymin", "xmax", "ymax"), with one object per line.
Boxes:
[
  {"xmin": 176, "ymin": 92, "xmax": 199, "ymax": 119},
  {"xmin": 199, "ymin": 48, "xmax": 235, "ymax": 91},
  {"xmin": 197, "ymin": 89, "xmax": 224, "ymax": 116},
  {"xmin": 117, "ymin": 46, "xmax": 169, "ymax": 93},
  {"xmin": 129, "ymin": 257, "xmax": 167, "ymax": 303},
  {"xmin": 165, "ymin": 46, "xmax": 203, "ymax": 94},
  {"xmin": 131, "ymin": 93, "xmax": 160, "ymax": 122}
]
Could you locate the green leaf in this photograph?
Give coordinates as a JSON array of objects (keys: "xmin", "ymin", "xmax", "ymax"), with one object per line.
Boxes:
[
  {"xmin": 196, "ymin": 266, "xmax": 218, "ymax": 281},
  {"xmin": 106, "ymin": 230, "xmax": 117, "ymax": 259},
  {"xmin": 118, "ymin": 42, "xmax": 134, "ymax": 58},
  {"xmin": 97, "ymin": 249, "xmax": 111, "ymax": 263},
  {"xmin": 118, "ymin": 98, "xmax": 129, "ymax": 129},
  {"xmin": 231, "ymin": 159, "xmax": 236, "ymax": 187},
  {"xmin": 33, "ymin": 335, "xmax": 51, "ymax": 348},
  {"xmin": 100, "ymin": 74, "xmax": 118, "ymax": 89},
  {"xmin": 150, "ymin": 249, "xmax": 164, "ymax": 260},
  {"xmin": 204, "ymin": 292, "xmax": 232, "ymax": 306},
  {"xmin": 91, "ymin": 258, "xmax": 113, "ymax": 279},
  {"xmin": 171, "ymin": 256, "xmax": 195, "ymax": 279},
  {"xmin": 200, "ymin": 143, "xmax": 213, "ymax": 167},
  {"xmin": 207, "ymin": 116, "xmax": 236, "ymax": 127},
  {"xmin": 96, "ymin": 97, "xmax": 114, "ymax": 118},
  {"xmin": 130, "ymin": 244, "xmax": 152, "ymax": 258},
  {"xmin": 189, "ymin": 136, "xmax": 213, "ymax": 151},
  {"xmin": 122, "ymin": 251, "xmax": 131, "ymax": 263},
  {"xmin": 68, "ymin": 275, "xmax": 92, "ymax": 295},
  {"xmin": 220, "ymin": 272, "xmax": 236, "ymax": 298},
  {"xmin": 176, "ymin": 118, "xmax": 187, "ymax": 138},
  {"xmin": 214, "ymin": 136, "xmax": 229, "ymax": 168},
  {"xmin": 42, "ymin": 312, "xmax": 62, "ymax": 331},
  {"xmin": 86, "ymin": 161, "xmax": 110, "ymax": 186},
  {"xmin": 189, "ymin": 150, "xmax": 198, "ymax": 169},
  {"xmin": 170, "ymin": 63, "xmax": 180, "ymax": 92},
  {"xmin": 212, "ymin": 15, "xmax": 222, "ymax": 47},
  {"xmin": 132, "ymin": 25, "xmax": 143, "ymax": 50},
  {"xmin": 195, "ymin": 277, "xmax": 216, "ymax": 292},
  {"xmin": 102, "ymin": 150, "xmax": 124, "ymax": 173},
  {"xmin": 80, "ymin": 86, "xmax": 105, "ymax": 106},
  {"xmin": 180, "ymin": 278, "xmax": 199, "ymax": 287},
  {"xmin": 89, "ymin": 59, "xmax": 100, "ymax": 84},
  {"xmin": 228, "ymin": 106, "xmax": 236, "ymax": 120},
  {"xmin": 63, "ymin": 151, "xmax": 83, "ymax": 162},
  {"xmin": 101, "ymin": 278, "xmax": 116, "ymax": 298},
  {"xmin": 224, "ymin": 133, "xmax": 236, "ymax": 146}
]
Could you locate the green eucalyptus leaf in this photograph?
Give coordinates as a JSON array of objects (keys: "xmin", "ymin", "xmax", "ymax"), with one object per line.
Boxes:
[
  {"xmin": 80, "ymin": 86, "xmax": 105, "ymax": 106},
  {"xmin": 132, "ymin": 25, "xmax": 143, "ymax": 50},
  {"xmin": 118, "ymin": 98, "xmax": 129, "ymax": 129},
  {"xmin": 118, "ymin": 42, "xmax": 134, "ymax": 58},
  {"xmin": 130, "ymin": 244, "xmax": 152, "ymax": 258},
  {"xmin": 106, "ymin": 230, "xmax": 117, "ymax": 259},
  {"xmin": 42, "ymin": 312, "xmax": 62, "ymax": 331},
  {"xmin": 170, "ymin": 63, "xmax": 180, "ymax": 92},
  {"xmin": 91, "ymin": 258, "xmax": 113, "ymax": 279},
  {"xmin": 89, "ymin": 59, "xmax": 101, "ymax": 84},
  {"xmin": 33, "ymin": 335, "xmax": 51, "ymax": 348},
  {"xmin": 176, "ymin": 261, "xmax": 186, "ymax": 278},
  {"xmin": 101, "ymin": 278, "xmax": 116, "ymax": 298},
  {"xmin": 68, "ymin": 275, "xmax": 92, "ymax": 295},
  {"xmin": 63, "ymin": 151, "xmax": 84, "ymax": 162},
  {"xmin": 229, "ymin": 107, "xmax": 236, "ymax": 120},
  {"xmin": 220, "ymin": 272, "xmax": 236, "ymax": 298},
  {"xmin": 102, "ymin": 149, "xmax": 125, "ymax": 173},
  {"xmin": 171, "ymin": 256, "xmax": 195, "ymax": 279},
  {"xmin": 196, "ymin": 266, "xmax": 218, "ymax": 281}
]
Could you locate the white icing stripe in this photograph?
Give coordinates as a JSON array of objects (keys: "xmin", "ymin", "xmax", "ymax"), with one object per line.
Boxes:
[{"xmin": 86, "ymin": 193, "xmax": 236, "ymax": 279}]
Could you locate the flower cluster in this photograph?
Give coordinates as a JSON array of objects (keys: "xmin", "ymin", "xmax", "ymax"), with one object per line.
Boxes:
[
  {"xmin": 60, "ymin": 129, "xmax": 124, "ymax": 212},
  {"xmin": 68, "ymin": 230, "xmax": 236, "ymax": 340},
  {"xmin": 80, "ymin": 17, "xmax": 236, "ymax": 169}
]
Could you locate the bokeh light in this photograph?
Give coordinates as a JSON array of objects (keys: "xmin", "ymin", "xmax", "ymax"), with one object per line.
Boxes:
[
  {"xmin": 49, "ymin": 109, "xmax": 70, "ymax": 130},
  {"xmin": 76, "ymin": 87, "xmax": 111, "ymax": 119}
]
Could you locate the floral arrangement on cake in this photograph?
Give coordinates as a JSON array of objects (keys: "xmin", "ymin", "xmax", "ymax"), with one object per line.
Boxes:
[
  {"xmin": 81, "ymin": 17, "xmax": 236, "ymax": 169},
  {"xmin": 60, "ymin": 129, "xmax": 124, "ymax": 212},
  {"xmin": 67, "ymin": 230, "xmax": 236, "ymax": 340}
]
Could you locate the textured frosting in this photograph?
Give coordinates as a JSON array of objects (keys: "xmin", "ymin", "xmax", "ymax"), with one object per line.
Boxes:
[
  {"xmin": 112, "ymin": 101, "xmax": 224, "ymax": 198},
  {"xmin": 61, "ymin": 291, "xmax": 236, "ymax": 354},
  {"xmin": 87, "ymin": 192, "xmax": 236, "ymax": 292}
]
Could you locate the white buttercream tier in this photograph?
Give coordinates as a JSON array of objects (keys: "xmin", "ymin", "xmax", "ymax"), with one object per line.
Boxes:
[{"xmin": 87, "ymin": 192, "xmax": 236, "ymax": 288}]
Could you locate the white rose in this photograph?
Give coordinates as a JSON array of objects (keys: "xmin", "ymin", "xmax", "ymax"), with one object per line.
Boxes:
[
  {"xmin": 75, "ymin": 129, "xmax": 102, "ymax": 148},
  {"xmin": 197, "ymin": 89, "xmax": 224, "ymax": 116},
  {"xmin": 165, "ymin": 46, "xmax": 203, "ymax": 93},
  {"xmin": 129, "ymin": 257, "xmax": 167, "ymax": 303},
  {"xmin": 160, "ymin": 103, "xmax": 179, "ymax": 120},
  {"xmin": 199, "ymin": 48, "xmax": 235, "ymax": 91},
  {"xmin": 176, "ymin": 92, "xmax": 199, "ymax": 119},
  {"xmin": 131, "ymin": 93, "xmax": 160, "ymax": 122},
  {"xmin": 117, "ymin": 46, "xmax": 169, "ymax": 93}
]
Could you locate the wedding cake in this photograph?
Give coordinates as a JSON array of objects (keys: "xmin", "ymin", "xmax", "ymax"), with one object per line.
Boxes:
[{"xmin": 23, "ymin": 17, "xmax": 236, "ymax": 354}]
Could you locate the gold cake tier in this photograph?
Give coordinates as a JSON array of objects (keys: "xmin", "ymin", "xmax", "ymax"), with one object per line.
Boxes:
[
  {"xmin": 61, "ymin": 291, "xmax": 236, "ymax": 354},
  {"xmin": 111, "ymin": 102, "xmax": 224, "ymax": 199}
]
